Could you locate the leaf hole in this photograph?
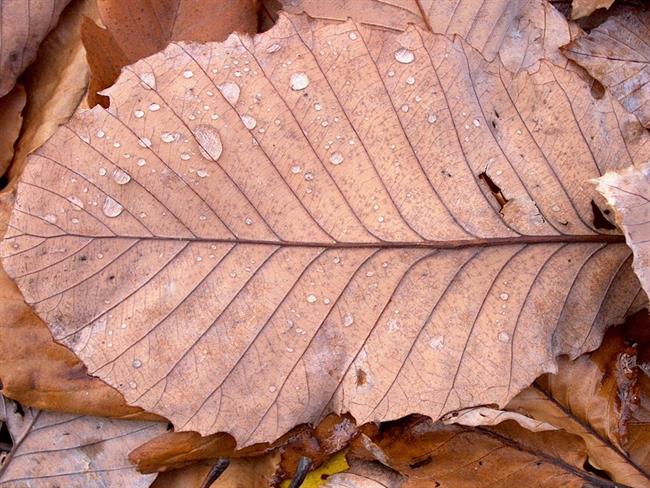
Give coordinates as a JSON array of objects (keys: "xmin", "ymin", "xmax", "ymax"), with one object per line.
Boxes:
[
  {"xmin": 0, "ymin": 421, "xmax": 12, "ymax": 453},
  {"xmin": 590, "ymin": 79, "xmax": 606, "ymax": 100},
  {"xmin": 479, "ymin": 172, "xmax": 508, "ymax": 209},
  {"xmin": 590, "ymin": 200, "xmax": 616, "ymax": 230}
]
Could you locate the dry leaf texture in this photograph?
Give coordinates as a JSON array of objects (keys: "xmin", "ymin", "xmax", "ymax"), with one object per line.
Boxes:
[
  {"xmin": 0, "ymin": 0, "xmax": 71, "ymax": 97},
  {"xmin": 0, "ymin": 396, "xmax": 165, "ymax": 487},
  {"xmin": 2, "ymin": 14, "xmax": 650, "ymax": 447},
  {"xmin": 563, "ymin": 7, "xmax": 650, "ymax": 128}
]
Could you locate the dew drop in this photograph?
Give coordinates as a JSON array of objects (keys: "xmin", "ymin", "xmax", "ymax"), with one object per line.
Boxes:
[
  {"xmin": 132, "ymin": 359, "xmax": 142, "ymax": 368},
  {"xmin": 139, "ymin": 137, "xmax": 152, "ymax": 147},
  {"xmin": 44, "ymin": 214, "xmax": 57, "ymax": 224},
  {"xmin": 96, "ymin": 129, "xmax": 105, "ymax": 138},
  {"xmin": 134, "ymin": 110, "xmax": 145, "ymax": 118},
  {"xmin": 387, "ymin": 318, "xmax": 399, "ymax": 331},
  {"xmin": 394, "ymin": 48, "xmax": 415, "ymax": 64},
  {"xmin": 67, "ymin": 195, "xmax": 84, "ymax": 208},
  {"xmin": 290, "ymin": 72, "xmax": 310, "ymax": 91},
  {"xmin": 98, "ymin": 167, "xmax": 107, "ymax": 176},
  {"xmin": 498, "ymin": 331, "xmax": 510, "ymax": 343},
  {"xmin": 137, "ymin": 158, "xmax": 147, "ymax": 166},
  {"xmin": 267, "ymin": 43, "xmax": 281, "ymax": 53},
  {"xmin": 180, "ymin": 153, "xmax": 191, "ymax": 161},
  {"xmin": 304, "ymin": 172, "xmax": 314, "ymax": 181},
  {"xmin": 229, "ymin": 271, "xmax": 237, "ymax": 278},
  {"xmin": 196, "ymin": 169, "xmax": 209, "ymax": 178},
  {"xmin": 306, "ymin": 294, "xmax": 317, "ymax": 303},
  {"xmin": 314, "ymin": 103, "xmax": 322, "ymax": 111},
  {"xmin": 343, "ymin": 313, "xmax": 354, "ymax": 327},
  {"xmin": 113, "ymin": 168, "xmax": 131, "ymax": 185},
  {"xmin": 329, "ymin": 152, "xmax": 344, "ymax": 165},
  {"xmin": 161, "ymin": 132, "xmax": 180, "ymax": 143},
  {"xmin": 291, "ymin": 165, "xmax": 301, "ymax": 174},
  {"xmin": 182, "ymin": 70, "xmax": 194, "ymax": 79},
  {"xmin": 149, "ymin": 103, "xmax": 160, "ymax": 111},
  {"xmin": 241, "ymin": 114, "xmax": 257, "ymax": 129},
  {"xmin": 140, "ymin": 72, "xmax": 156, "ymax": 89},
  {"xmin": 129, "ymin": 381, "xmax": 137, "ymax": 389},
  {"xmin": 269, "ymin": 385, "xmax": 277, "ymax": 393},
  {"xmin": 552, "ymin": 205, "xmax": 561, "ymax": 212},
  {"xmin": 103, "ymin": 196, "xmax": 124, "ymax": 218},
  {"xmin": 473, "ymin": 118, "xmax": 481, "ymax": 127},
  {"xmin": 406, "ymin": 76, "xmax": 415, "ymax": 85},
  {"xmin": 349, "ymin": 31, "xmax": 358, "ymax": 40},
  {"xmin": 218, "ymin": 82, "xmax": 240, "ymax": 105},
  {"xmin": 430, "ymin": 335, "xmax": 444, "ymax": 350},
  {"xmin": 401, "ymin": 104, "xmax": 409, "ymax": 113},
  {"xmin": 245, "ymin": 217, "xmax": 253, "ymax": 225},
  {"xmin": 499, "ymin": 292, "xmax": 509, "ymax": 301},
  {"xmin": 427, "ymin": 113, "xmax": 437, "ymax": 124},
  {"xmin": 193, "ymin": 124, "xmax": 223, "ymax": 161}
]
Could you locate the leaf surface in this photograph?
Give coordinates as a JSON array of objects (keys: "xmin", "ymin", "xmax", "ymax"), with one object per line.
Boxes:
[
  {"xmin": 595, "ymin": 163, "xmax": 650, "ymax": 300},
  {"xmin": 2, "ymin": 14, "xmax": 649, "ymax": 447},
  {"xmin": 0, "ymin": 0, "xmax": 71, "ymax": 97},
  {"xmin": 562, "ymin": 6, "xmax": 650, "ymax": 128},
  {"xmin": 0, "ymin": 396, "xmax": 165, "ymax": 487},
  {"xmin": 570, "ymin": 0, "xmax": 615, "ymax": 19}
]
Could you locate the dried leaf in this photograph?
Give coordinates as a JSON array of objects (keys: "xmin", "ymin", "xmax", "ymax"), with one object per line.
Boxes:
[
  {"xmin": 268, "ymin": 0, "xmax": 528, "ymax": 62},
  {"xmin": 595, "ymin": 164, "xmax": 650, "ymax": 299},
  {"xmin": 82, "ymin": 0, "xmax": 259, "ymax": 106},
  {"xmin": 0, "ymin": 396, "xmax": 165, "ymax": 487},
  {"xmin": 0, "ymin": 85, "xmax": 26, "ymax": 178},
  {"xmin": 562, "ymin": 7, "xmax": 650, "ymax": 128},
  {"xmin": 322, "ymin": 459, "xmax": 405, "ymax": 488},
  {"xmin": 0, "ymin": 0, "xmax": 71, "ymax": 97},
  {"xmin": 352, "ymin": 417, "xmax": 611, "ymax": 487},
  {"xmin": 442, "ymin": 405, "xmax": 558, "ymax": 432},
  {"xmin": 571, "ymin": 0, "xmax": 616, "ymax": 19},
  {"xmin": 2, "ymin": 14, "xmax": 649, "ymax": 448}
]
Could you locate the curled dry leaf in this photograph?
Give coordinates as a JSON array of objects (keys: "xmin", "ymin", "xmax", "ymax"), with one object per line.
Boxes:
[
  {"xmin": 0, "ymin": 85, "xmax": 26, "ymax": 178},
  {"xmin": 2, "ymin": 13, "xmax": 649, "ymax": 448},
  {"xmin": 0, "ymin": 0, "xmax": 71, "ymax": 97},
  {"xmin": 81, "ymin": 0, "xmax": 259, "ymax": 106},
  {"xmin": 322, "ymin": 459, "xmax": 405, "ymax": 488},
  {"xmin": 442, "ymin": 405, "xmax": 558, "ymax": 432},
  {"xmin": 351, "ymin": 416, "xmax": 613, "ymax": 487},
  {"xmin": 562, "ymin": 7, "xmax": 650, "ymax": 128},
  {"xmin": 594, "ymin": 163, "xmax": 650, "ymax": 300},
  {"xmin": 570, "ymin": 0, "xmax": 616, "ymax": 19},
  {"xmin": 0, "ymin": 396, "xmax": 165, "ymax": 487}
]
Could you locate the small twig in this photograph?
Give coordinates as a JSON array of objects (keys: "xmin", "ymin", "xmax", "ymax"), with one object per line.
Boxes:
[
  {"xmin": 199, "ymin": 458, "xmax": 230, "ymax": 488},
  {"xmin": 289, "ymin": 456, "xmax": 313, "ymax": 488}
]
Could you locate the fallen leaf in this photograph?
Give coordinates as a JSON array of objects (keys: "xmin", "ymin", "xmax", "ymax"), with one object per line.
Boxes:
[
  {"xmin": 570, "ymin": 0, "xmax": 616, "ymax": 19},
  {"xmin": 595, "ymin": 164, "xmax": 650, "ymax": 299},
  {"xmin": 81, "ymin": 0, "xmax": 259, "ymax": 106},
  {"xmin": 3, "ymin": 13, "xmax": 649, "ymax": 448},
  {"xmin": 0, "ymin": 0, "xmax": 71, "ymax": 97},
  {"xmin": 352, "ymin": 416, "xmax": 611, "ymax": 487},
  {"xmin": 322, "ymin": 459, "xmax": 404, "ymax": 488},
  {"xmin": 562, "ymin": 6, "xmax": 650, "ymax": 128},
  {"xmin": 267, "ymin": 0, "xmax": 528, "ymax": 62},
  {"xmin": 441, "ymin": 405, "xmax": 558, "ymax": 432},
  {"xmin": 0, "ymin": 85, "xmax": 26, "ymax": 178},
  {"xmin": 0, "ymin": 395, "xmax": 165, "ymax": 487},
  {"xmin": 0, "ymin": 0, "xmax": 151, "ymax": 420}
]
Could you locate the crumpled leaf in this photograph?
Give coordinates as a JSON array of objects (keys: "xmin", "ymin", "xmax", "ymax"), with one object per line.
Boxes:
[
  {"xmin": 570, "ymin": 0, "xmax": 616, "ymax": 19},
  {"xmin": 351, "ymin": 416, "xmax": 612, "ymax": 487},
  {"xmin": 3, "ymin": 12, "xmax": 649, "ymax": 448},
  {"xmin": 562, "ymin": 6, "xmax": 650, "ymax": 128},
  {"xmin": 322, "ymin": 459, "xmax": 404, "ymax": 488},
  {"xmin": 0, "ymin": 85, "xmax": 26, "ymax": 178},
  {"xmin": 441, "ymin": 405, "xmax": 558, "ymax": 432},
  {"xmin": 594, "ymin": 163, "xmax": 650, "ymax": 300},
  {"xmin": 0, "ymin": 396, "xmax": 165, "ymax": 487},
  {"xmin": 0, "ymin": 0, "xmax": 71, "ymax": 97},
  {"xmin": 82, "ymin": 0, "xmax": 259, "ymax": 106},
  {"xmin": 267, "ymin": 0, "xmax": 576, "ymax": 71}
]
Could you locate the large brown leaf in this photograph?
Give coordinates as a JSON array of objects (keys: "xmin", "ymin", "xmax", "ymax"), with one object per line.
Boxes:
[
  {"xmin": 595, "ymin": 163, "xmax": 650, "ymax": 300},
  {"xmin": 562, "ymin": 6, "xmax": 650, "ymax": 128},
  {"xmin": 0, "ymin": 0, "xmax": 71, "ymax": 97},
  {"xmin": 2, "ymin": 13, "xmax": 649, "ymax": 448},
  {"xmin": 0, "ymin": 396, "xmax": 165, "ymax": 487},
  {"xmin": 82, "ymin": 0, "xmax": 259, "ymax": 106}
]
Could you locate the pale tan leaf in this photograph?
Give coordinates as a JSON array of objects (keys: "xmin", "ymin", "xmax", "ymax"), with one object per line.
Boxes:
[
  {"xmin": 2, "ymin": 14, "xmax": 649, "ymax": 448},
  {"xmin": 0, "ymin": 396, "xmax": 165, "ymax": 487},
  {"xmin": 0, "ymin": 0, "xmax": 71, "ymax": 97},
  {"xmin": 571, "ymin": 0, "xmax": 616, "ymax": 19},
  {"xmin": 595, "ymin": 163, "xmax": 650, "ymax": 300},
  {"xmin": 322, "ymin": 459, "xmax": 405, "ymax": 488},
  {"xmin": 562, "ymin": 7, "xmax": 650, "ymax": 128},
  {"xmin": 442, "ymin": 405, "xmax": 558, "ymax": 432}
]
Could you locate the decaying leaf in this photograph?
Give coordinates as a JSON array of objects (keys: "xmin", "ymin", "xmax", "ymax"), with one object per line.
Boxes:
[
  {"xmin": 570, "ymin": 0, "xmax": 616, "ymax": 19},
  {"xmin": 351, "ymin": 416, "xmax": 615, "ymax": 487},
  {"xmin": 322, "ymin": 459, "xmax": 405, "ymax": 488},
  {"xmin": 3, "ymin": 12, "xmax": 649, "ymax": 449},
  {"xmin": 595, "ymin": 164, "xmax": 650, "ymax": 300},
  {"xmin": 0, "ymin": 396, "xmax": 165, "ymax": 487},
  {"xmin": 0, "ymin": 0, "xmax": 71, "ymax": 97},
  {"xmin": 441, "ymin": 405, "xmax": 558, "ymax": 432},
  {"xmin": 82, "ymin": 0, "xmax": 259, "ymax": 106},
  {"xmin": 562, "ymin": 6, "xmax": 650, "ymax": 128},
  {"xmin": 0, "ymin": 85, "xmax": 26, "ymax": 178}
]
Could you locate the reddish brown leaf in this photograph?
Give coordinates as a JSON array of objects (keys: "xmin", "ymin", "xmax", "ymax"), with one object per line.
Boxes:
[
  {"xmin": 0, "ymin": 0, "xmax": 71, "ymax": 97},
  {"xmin": 82, "ymin": 0, "xmax": 259, "ymax": 106},
  {"xmin": 562, "ymin": 7, "xmax": 650, "ymax": 128},
  {"xmin": 2, "ymin": 13, "xmax": 648, "ymax": 448},
  {"xmin": 0, "ymin": 85, "xmax": 26, "ymax": 178}
]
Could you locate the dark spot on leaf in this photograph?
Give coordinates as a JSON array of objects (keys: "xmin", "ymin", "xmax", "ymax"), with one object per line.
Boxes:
[
  {"xmin": 356, "ymin": 368, "xmax": 367, "ymax": 387},
  {"xmin": 590, "ymin": 79, "xmax": 605, "ymax": 100},
  {"xmin": 479, "ymin": 172, "xmax": 508, "ymax": 209},
  {"xmin": 591, "ymin": 200, "xmax": 616, "ymax": 230},
  {"xmin": 409, "ymin": 455, "xmax": 433, "ymax": 469}
]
